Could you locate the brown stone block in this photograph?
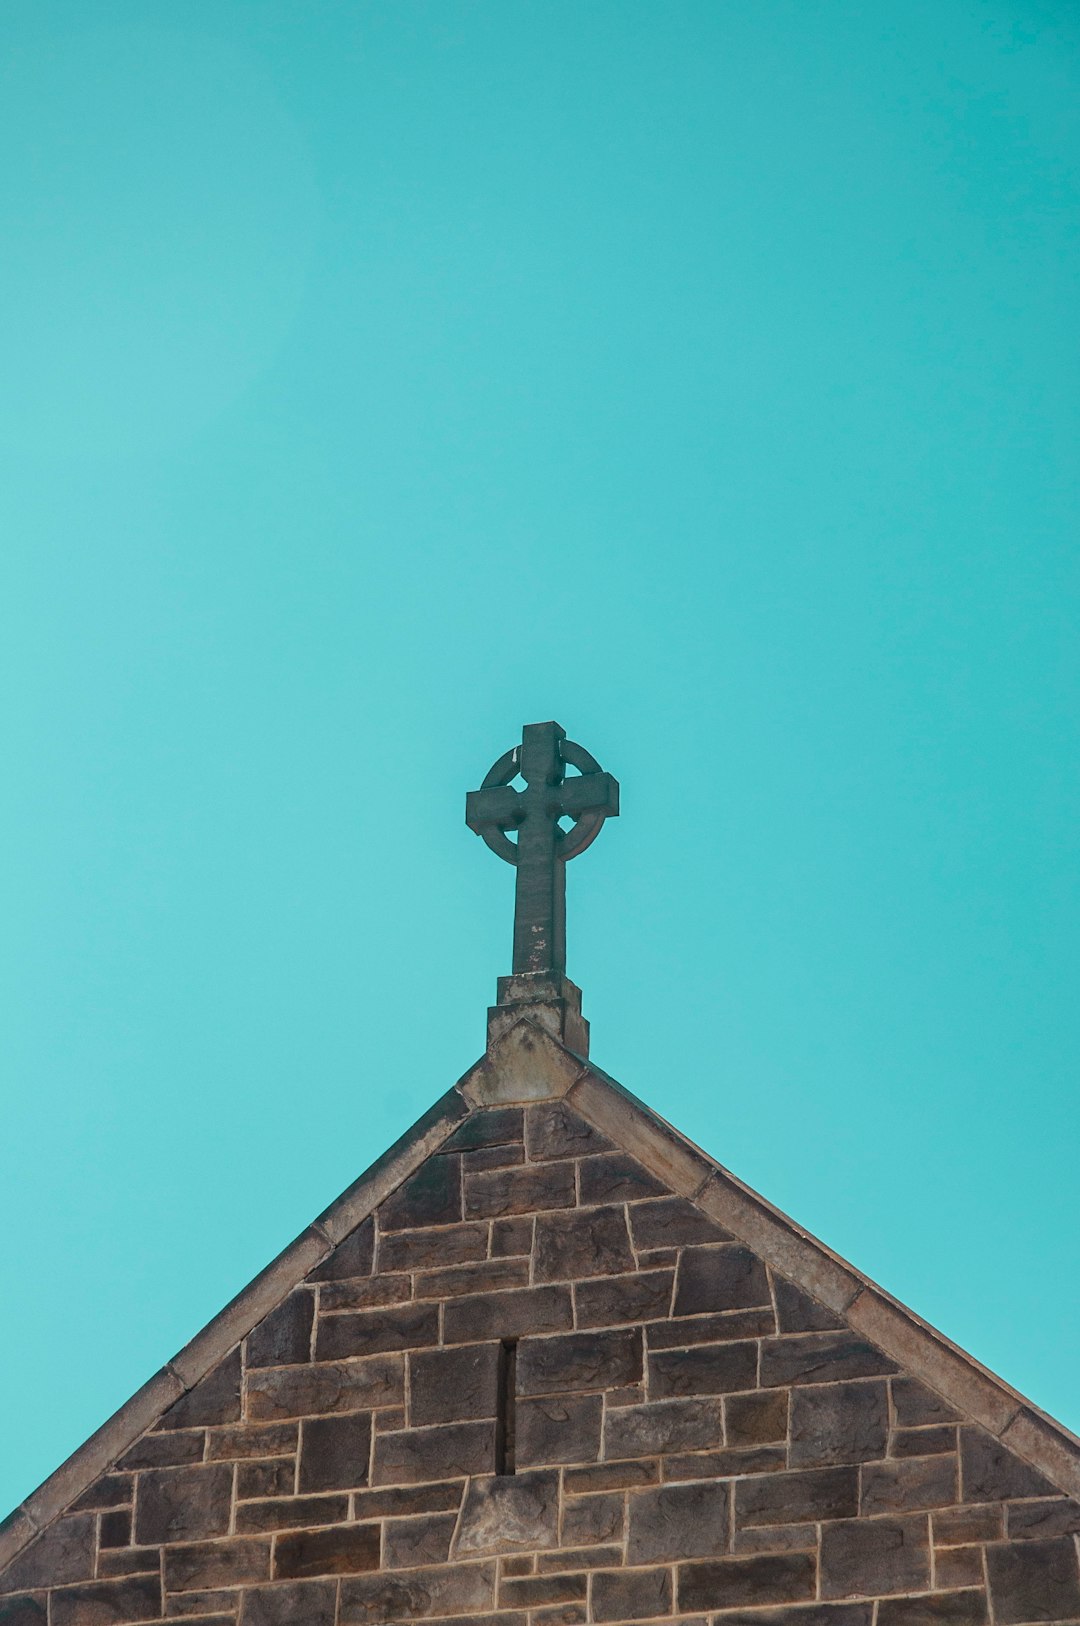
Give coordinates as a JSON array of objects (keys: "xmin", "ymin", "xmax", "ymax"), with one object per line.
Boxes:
[
  {"xmin": 575, "ymin": 1271, "xmax": 674, "ymax": 1328},
  {"xmin": 861, "ymin": 1453, "xmax": 957, "ymax": 1514},
  {"xmin": 727, "ymin": 1389, "xmax": 789, "ymax": 1446},
  {"xmin": 443, "ymin": 1285, "xmax": 572, "ymax": 1344},
  {"xmin": 536, "ymin": 1547, "xmax": 622, "ymax": 1573},
  {"xmin": 311, "ymin": 1217, "xmax": 374, "ymax": 1282},
  {"xmin": 892, "ymin": 1425, "xmax": 956, "ymax": 1458},
  {"xmin": 773, "ymin": 1278, "xmax": 846, "ymax": 1333},
  {"xmin": 877, "ymin": 1591, "xmax": 987, "ymax": 1626},
  {"xmin": 206, "ymin": 1422, "xmax": 299, "ymax": 1460},
  {"xmin": 247, "ymin": 1355, "xmax": 403, "ymax": 1420},
  {"xmin": 789, "ymin": 1380, "xmax": 887, "ymax": 1468},
  {"xmin": 698, "ymin": 1610, "xmax": 869, "ymax": 1626},
  {"xmin": 932, "ymin": 1503, "xmax": 1002, "ymax": 1545},
  {"xmin": 629, "ymin": 1196, "xmax": 731, "ymax": 1252},
  {"xmin": 736, "ymin": 1466, "xmax": 858, "ymax": 1528},
  {"xmin": 384, "ymin": 1514, "xmax": 459, "ymax": 1568},
  {"xmin": 373, "ymin": 1422, "xmax": 496, "ymax": 1485},
  {"xmin": 316, "ymin": 1303, "xmax": 439, "ymax": 1361},
  {"xmin": 1007, "ymin": 1496, "xmax": 1080, "ymax": 1540},
  {"xmin": 135, "ymin": 1465, "xmax": 232, "ymax": 1545},
  {"xmin": 673, "ymin": 1246, "xmax": 771, "ymax": 1316},
  {"xmin": 647, "ymin": 1308, "xmax": 775, "ymax": 1349},
  {"xmin": 959, "ymin": 1426, "xmax": 1056, "ymax": 1502},
  {"xmin": 678, "ymin": 1553, "xmax": 816, "ymax": 1609},
  {"xmin": 592, "ymin": 1566, "xmax": 673, "ymax": 1621},
  {"xmin": 516, "ymin": 1395, "xmax": 603, "ymax": 1466},
  {"xmin": 530, "ymin": 1606, "xmax": 586, "ymax": 1626},
  {"xmin": 246, "ymin": 1292, "xmax": 314, "ymax": 1370},
  {"xmin": 0, "ymin": 1600, "xmax": 46, "ymax": 1626},
  {"xmin": 411, "ymin": 1344, "xmax": 501, "ymax": 1426},
  {"xmin": 560, "ymin": 1492, "xmax": 624, "ymax": 1547},
  {"xmin": 490, "ymin": 1217, "xmax": 533, "ymax": 1258},
  {"xmin": 164, "ymin": 1537, "xmax": 271, "ymax": 1592},
  {"xmin": 156, "ymin": 1349, "xmax": 242, "ymax": 1432},
  {"xmin": 237, "ymin": 1459, "xmax": 295, "ymax": 1500},
  {"xmin": 379, "ymin": 1223, "xmax": 487, "ymax": 1272},
  {"xmin": 443, "ymin": 1108, "xmax": 524, "ymax": 1151},
  {"xmin": 648, "ymin": 1340, "xmax": 758, "ymax": 1399},
  {"xmin": 499, "ymin": 1573, "xmax": 588, "ymax": 1608},
  {"xmin": 380, "ymin": 1157, "xmax": 463, "ymax": 1232},
  {"xmin": 604, "ymin": 1397, "xmax": 723, "ymax": 1459},
  {"xmin": 526, "ymin": 1102, "xmax": 612, "ymax": 1161},
  {"xmin": 353, "ymin": 1483, "xmax": 464, "ymax": 1520},
  {"xmin": 239, "ymin": 1580, "xmax": 336, "ymax": 1626},
  {"xmin": 98, "ymin": 1509, "xmax": 131, "ymax": 1549},
  {"xmin": 891, "ymin": 1377, "xmax": 959, "ymax": 1428},
  {"xmin": 415, "ymin": 1258, "xmax": 529, "ymax": 1300},
  {"xmin": 606, "ymin": 1384, "xmax": 645, "ymax": 1407},
  {"xmin": 563, "ymin": 1460, "xmax": 659, "ymax": 1493},
  {"xmin": 298, "ymin": 1411, "xmax": 372, "ymax": 1492},
  {"xmin": 339, "ymin": 1562, "xmax": 496, "ymax": 1621},
  {"xmin": 70, "ymin": 1475, "xmax": 133, "ymax": 1513},
  {"xmin": 501, "ymin": 1556, "xmax": 535, "ymax": 1576},
  {"xmin": 932, "ymin": 1546, "xmax": 986, "ymax": 1588},
  {"xmin": 234, "ymin": 1494, "xmax": 348, "ymax": 1534},
  {"xmin": 50, "ymin": 1576, "xmax": 161, "ymax": 1625},
  {"xmin": 579, "ymin": 1152, "xmax": 666, "ymax": 1205},
  {"xmin": 760, "ymin": 1332, "xmax": 896, "ymax": 1387},
  {"xmin": 518, "ymin": 1329, "xmax": 642, "ymax": 1396},
  {"xmin": 627, "ymin": 1480, "xmax": 729, "ymax": 1562},
  {"xmin": 162, "ymin": 1584, "xmax": 235, "ymax": 1615},
  {"xmin": 274, "ymin": 1522, "xmax": 380, "ymax": 1578},
  {"xmin": 986, "ymin": 1537, "xmax": 1080, "ymax": 1624},
  {"xmin": 322, "ymin": 1274, "xmax": 412, "ymax": 1311},
  {"xmin": 661, "ymin": 1447, "xmax": 786, "ymax": 1480},
  {"xmin": 639, "ymin": 1249, "xmax": 679, "ymax": 1268},
  {"xmin": 464, "ymin": 1162, "xmax": 576, "ymax": 1219},
  {"xmin": 820, "ymin": 1515, "xmax": 930, "ymax": 1598},
  {"xmin": 731, "ymin": 1523, "xmax": 818, "ymax": 1554},
  {"xmin": 119, "ymin": 1430, "xmax": 206, "ymax": 1470},
  {"xmin": 95, "ymin": 1549, "xmax": 159, "ymax": 1579},
  {"xmin": 455, "ymin": 1471, "xmax": 560, "ymax": 1556},
  {"xmin": 534, "ymin": 1206, "xmax": 635, "ymax": 1283},
  {"xmin": 0, "ymin": 1518, "xmax": 95, "ymax": 1593}
]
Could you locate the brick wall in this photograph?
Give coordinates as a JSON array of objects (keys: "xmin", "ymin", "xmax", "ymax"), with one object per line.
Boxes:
[{"xmin": 3, "ymin": 1100, "xmax": 1079, "ymax": 1624}]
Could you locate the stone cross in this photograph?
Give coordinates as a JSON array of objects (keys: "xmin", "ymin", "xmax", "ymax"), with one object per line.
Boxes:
[{"xmin": 466, "ymin": 721, "xmax": 619, "ymax": 977}]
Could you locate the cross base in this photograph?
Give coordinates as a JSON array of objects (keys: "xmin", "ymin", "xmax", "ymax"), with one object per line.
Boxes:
[{"xmin": 487, "ymin": 972, "xmax": 590, "ymax": 1058}]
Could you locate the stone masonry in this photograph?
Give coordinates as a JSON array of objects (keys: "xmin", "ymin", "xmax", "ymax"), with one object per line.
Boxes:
[{"xmin": 3, "ymin": 1094, "xmax": 1079, "ymax": 1626}]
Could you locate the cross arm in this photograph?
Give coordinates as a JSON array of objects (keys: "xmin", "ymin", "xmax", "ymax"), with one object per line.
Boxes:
[{"xmin": 555, "ymin": 771, "xmax": 620, "ymax": 820}]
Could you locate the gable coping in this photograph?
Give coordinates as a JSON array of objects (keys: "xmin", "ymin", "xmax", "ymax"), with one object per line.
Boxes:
[{"xmin": 2, "ymin": 1014, "xmax": 1078, "ymax": 1575}]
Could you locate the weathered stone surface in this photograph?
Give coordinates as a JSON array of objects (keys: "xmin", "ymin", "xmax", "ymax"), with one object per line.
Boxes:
[
  {"xmin": 662, "ymin": 1446, "xmax": 786, "ymax": 1480},
  {"xmin": 247, "ymin": 1291, "xmax": 314, "ymax": 1369},
  {"xmin": 891, "ymin": 1377, "xmax": 959, "ymax": 1428},
  {"xmin": 443, "ymin": 1286, "xmax": 573, "ymax": 1344},
  {"xmin": 316, "ymin": 1303, "xmax": 440, "ymax": 1360},
  {"xmin": 579, "ymin": 1152, "xmax": 666, "ymax": 1205},
  {"xmin": 647, "ymin": 1308, "xmax": 775, "ymax": 1348},
  {"xmin": 97, "ymin": 1511, "xmax": 130, "ymax": 1550},
  {"xmin": 455, "ymin": 1472, "xmax": 560, "ymax": 1556},
  {"xmin": 118, "ymin": 1429, "xmax": 205, "ymax": 1469},
  {"xmin": 673, "ymin": 1246, "xmax": 771, "ymax": 1315},
  {"xmin": 310, "ymin": 1217, "xmax": 374, "ymax": 1281},
  {"xmin": 516, "ymin": 1396, "xmax": 603, "ymax": 1466},
  {"xmin": 373, "ymin": 1423, "xmax": 496, "ymax": 1485},
  {"xmin": 986, "ymin": 1537, "xmax": 1080, "ymax": 1624},
  {"xmin": 648, "ymin": 1340, "xmax": 758, "ymax": 1398},
  {"xmin": 526, "ymin": 1103, "xmax": 611, "ymax": 1161},
  {"xmin": 414, "ymin": 1260, "xmax": 529, "ymax": 1300},
  {"xmin": 591, "ymin": 1565, "xmax": 672, "ymax": 1621},
  {"xmin": 727, "ymin": 1389, "xmax": 789, "ymax": 1446},
  {"xmin": 246, "ymin": 1356, "xmax": 403, "ymax": 1419},
  {"xmin": 604, "ymin": 1397, "xmax": 723, "ymax": 1459},
  {"xmin": 463, "ymin": 1144, "xmax": 523, "ymax": 1172},
  {"xmin": 892, "ymin": 1425, "xmax": 955, "ymax": 1457},
  {"xmin": 135, "ymin": 1465, "xmax": 232, "ymax": 1545},
  {"xmin": 629, "ymin": 1196, "xmax": 731, "ymax": 1251},
  {"xmin": 50, "ymin": 1575, "xmax": 162, "ymax": 1625},
  {"xmin": 731, "ymin": 1523, "xmax": 818, "ymax": 1555},
  {"xmin": 490, "ymin": 1216, "xmax": 534, "ymax": 1257},
  {"xmin": 560, "ymin": 1493, "xmax": 624, "ymax": 1548},
  {"xmin": 575, "ymin": 1271, "xmax": 674, "ymax": 1327},
  {"xmin": 379, "ymin": 1223, "xmax": 487, "ymax": 1272},
  {"xmin": 959, "ymin": 1426, "xmax": 1057, "ymax": 1502},
  {"xmin": 533, "ymin": 1207, "xmax": 634, "ymax": 1282},
  {"xmin": 353, "ymin": 1483, "xmax": 464, "ymax": 1520},
  {"xmin": 774, "ymin": 1279, "xmax": 845, "ymax": 1333},
  {"xmin": 932, "ymin": 1504, "xmax": 1002, "ymax": 1545},
  {"xmin": 384, "ymin": 1515, "xmax": 459, "ymax": 1569},
  {"xmin": 275, "ymin": 1523, "xmax": 380, "ymax": 1578},
  {"xmin": 517, "ymin": 1329, "xmax": 641, "ymax": 1395},
  {"xmin": 713, "ymin": 1609, "xmax": 870, "ymax": 1626},
  {"xmin": 736, "ymin": 1467, "xmax": 859, "ymax": 1528},
  {"xmin": 339, "ymin": 1561, "xmax": 496, "ymax": 1621},
  {"xmin": 500, "ymin": 1574, "xmax": 588, "ymax": 1608},
  {"xmin": 860, "ymin": 1453, "xmax": 957, "ymax": 1514},
  {"xmin": 235, "ymin": 1494, "xmax": 348, "ymax": 1534},
  {"xmin": 298, "ymin": 1411, "xmax": 372, "ymax": 1492},
  {"xmin": 381, "ymin": 1157, "xmax": 463, "ymax": 1232},
  {"xmin": 626, "ymin": 1480, "xmax": 729, "ymax": 1562},
  {"xmin": 760, "ymin": 1333, "xmax": 896, "ymax": 1387},
  {"xmin": 877, "ymin": 1592, "xmax": 988, "ymax": 1626},
  {"xmin": 158, "ymin": 1348, "xmax": 242, "ymax": 1431},
  {"xmin": 563, "ymin": 1460, "xmax": 659, "ymax": 1494},
  {"xmin": 206, "ymin": 1419, "xmax": 298, "ymax": 1459},
  {"xmin": 237, "ymin": 1458, "xmax": 295, "ymax": 1499},
  {"xmin": 789, "ymin": 1381, "xmax": 888, "ymax": 1467},
  {"xmin": 819, "ymin": 1516, "xmax": 930, "ymax": 1598},
  {"xmin": 0, "ymin": 1597, "xmax": 46, "ymax": 1626},
  {"xmin": 69, "ymin": 1476, "xmax": 132, "ymax": 1513},
  {"xmin": 464, "ymin": 1163, "xmax": 576, "ymax": 1218},
  {"xmin": 535, "ymin": 1546, "xmax": 621, "ymax": 1574},
  {"xmin": 323, "ymin": 1274, "xmax": 413, "ymax": 1310},
  {"xmin": 240, "ymin": 1579, "xmax": 337, "ymax": 1625},
  {"xmin": 0, "ymin": 1520, "xmax": 95, "ymax": 1593},
  {"xmin": 678, "ymin": 1554, "xmax": 817, "ymax": 1609},
  {"xmin": 1007, "ymin": 1496, "xmax": 1080, "ymax": 1540},
  {"xmin": 164, "ymin": 1537, "xmax": 272, "ymax": 1592},
  {"xmin": 411, "ymin": 1344, "xmax": 501, "ymax": 1425},
  {"xmin": 443, "ymin": 1108, "xmax": 524, "ymax": 1151}
]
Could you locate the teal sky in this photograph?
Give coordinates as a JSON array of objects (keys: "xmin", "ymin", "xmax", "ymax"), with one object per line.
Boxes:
[{"xmin": 1, "ymin": 1, "xmax": 1078, "ymax": 1515}]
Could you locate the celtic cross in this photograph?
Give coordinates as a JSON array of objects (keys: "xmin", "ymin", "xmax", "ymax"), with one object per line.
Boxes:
[{"xmin": 466, "ymin": 721, "xmax": 619, "ymax": 977}]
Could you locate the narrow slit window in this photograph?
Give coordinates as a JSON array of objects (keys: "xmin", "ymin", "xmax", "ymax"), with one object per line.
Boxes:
[{"xmin": 495, "ymin": 1338, "xmax": 517, "ymax": 1475}]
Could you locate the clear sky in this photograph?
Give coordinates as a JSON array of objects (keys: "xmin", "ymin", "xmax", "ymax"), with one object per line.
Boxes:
[{"xmin": 1, "ymin": 0, "xmax": 1078, "ymax": 1516}]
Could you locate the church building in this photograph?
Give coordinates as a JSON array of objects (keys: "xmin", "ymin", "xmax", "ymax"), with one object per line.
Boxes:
[{"xmin": 3, "ymin": 723, "xmax": 1078, "ymax": 1624}]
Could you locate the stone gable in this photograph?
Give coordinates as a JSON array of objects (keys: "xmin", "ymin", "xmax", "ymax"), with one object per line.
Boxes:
[{"xmin": 3, "ymin": 1081, "xmax": 1080, "ymax": 1624}]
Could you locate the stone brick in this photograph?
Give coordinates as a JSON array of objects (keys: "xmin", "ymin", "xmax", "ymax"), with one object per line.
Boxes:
[
  {"xmin": 247, "ymin": 1355, "xmax": 403, "ymax": 1420},
  {"xmin": 501, "ymin": 1557, "xmax": 536, "ymax": 1577},
  {"xmin": 603, "ymin": 1397, "xmax": 723, "ymax": 1459},
  {"xmin": 323, "ymin": 1275, "xmax": 413, "ymax": 1311},
  {"xmin": 648, "ymin": 1341, "xmax": 758, "ymax": 1398},
  {"xmin": 274, "ymin": 1523, "xmax": 380, "ymax": 1578},
  {"xmin": 673, "ymin": 1246, "xmax": 771, "ymax": 1315},
  {"xmin": 727, "ymin": 1389, "xmax": 789, "ymax": 1446},
  {"xmin": 560, "ymin": 1493, "xmax": 624, "ymax": 1548},
  {"xmin": 353, "ymin": 1483, "xmax": 464, "ymax": 1520},
  {"xmin": 98, "ymin": 1510, "xmax": 131, "ymax": 1549},
  {"xmin": 592, "ymin": 1566, "xmax": 672, "ymax": 1621},
  {"xmin": 316, "ymin": 1303, "xmax": 440, "ymax": 1360},
  {"xmin": 247, "ymin": 1291, "xmax": 314, "ymax": 1369},
  {"xmin": 678, "ymin": 1554, "xmax": 817, "ymax": 1609},
  {"xmin": 860, "ymin": 1453, "xmax": 957, "ymax": 1514},
  {"xmin": 819, "ymin": 1516, "xmax": 930, "ymax": 1598},
  {"xmin": 647, "ymin": 1308, "xmax": 775, "ymax": 1348},
  {"xmin": 789, "ymin": 1381, "xmax": 888, "ymax": 1467},
  {"xmin": 736, "ymin": 1467, "xmax": 859, "ymax": 1528},
  {"xmin": 563, "ymin": 1460, "xmax": 659, "ymax": 1494},
  {"xmin": 629, "ymin": 1196, "xmax": 731, "ymax": 1251},
  {"xmin": 135, "ymin": 1464, "xmax": 232, "ymax": 1545},
  {"xmin": 443, "ymin": 1286, "xmax": 573, "ymax": 1344},
  {"xmin": 339, "ymin": 1562, "xmax": 495, "ymax": 1621},
  {"xmin": 773, "ymin": 1279, "xmax": 845, "ymax": 1333},
  {"xmin": 711, "ymin": 1611, "xmax": 870, "ymax": 1626},
  {"xmin": 464, "ymin": 1163, "xmax": 576, "ymax": 1218},
  {"xmin": 891, "ymin": 1377, "xmax": 959, "ymax": 1428},
  {"xmin": 206, "ymin": 1421, "xmax": 299, "ymax": 1459},
  {"xmin": 298, "ymin": 1411, "xmax": 372, "ymax": 1492},
  {"xmin": 410, "ymin": 1345, "xmax": 501, "ymax": 1425},
  {"xmin": 892, "ymin": 1425, "xmax": 955, "ymax": 1457},
  {"xmin": 959, "ymin": 1426, "xmax": 1057, "ymax": 1501},
  {"xmin": 516, "ymin": 1395, "xmax": 603, "ymax": 1466},
  {"xmin": 0, "ymin": 1518, "xmax": 95, "ymax": 1592},
  {"xmin": 518, "ymin": 1329, "xmax": 642, "ymax": 1395},
  {"xmin": 237, "ymin": 1459, "xmax": 295, "ymax": 1499},
  {"xmin": 414, "ymin": 1260, "xmax": 530, "ymax": 1300},
  {"xmin": 526, "ymin": 1103, "xmax": 611, "ymax": 1161},
  {"xmin": 877, "ymin": 1592, "xmax": 988, "ymax": 1626},
  {"xmin": 462, "ymin": 1144, "xmax": 521, "ymax": 1176},
  {"xmin": 95, "ymin": 1549, "xmax": 158, "ymax": 1580},
  {"xmin": 1007, "ymin": 1497, "xmax": 1080, "ymax": 1540},
  {"xmin": 373, "ymin": 1423, "xmax": 496, "ymax": 1485},
  {"xmin": 234, "ymin": 1495, "xmax": 348, "ymax": 1534},
  {"xmin": 575, "ymin": 1271, "xmax": 674, "ymax": 1328},
  {"xmin": 118, "ymin": 1430, "xmax": 206, "ymax": 1469},
  {"xmin": 932, "ymin": 1504, "xmax": 1002, "ymax": 1545},
  {"xmin": 50, "ymin": 1576, "xmax": 162, "ymax": 1625},
  {"xmin": 627, "ymin": 1480, "xmax": 730, "ymax": 1562},
  {"xmin": 760, "ymin": 1333, "xmax": 896, "ymax": 1387},
  {"xmin": 534, "ymin": 1206, "xmax": 634, "ymax": 1282},
  {"xmin": 731, "ymin": 1523, "xmax": 819, "ymax": 1555},
  {"xmin": 578, "ymin": 1152, "xmax": 666, "ymax": 1204},
  {"xmin": 164, "ymin": 1537, "xmax": 272, "ymax": 1592},
  {"xmin": 69, "ymin": 1475, "xmax": 132, "ymax": 1513},
  {"xmin": 661, "ymin": 1446, "xmax": 786, "ymax": 1481},
  {"xmin": 443, "ymin": 1108, "xmax": 523, "ymax": 1150},
  {"xmin": 384, "ymin": 1515, "xmax": 460, "ymax": 1569},
  {"xmin": 0, "ymin": 1599, "xmax": 45, "ymax": 1626},
  {"xmin": 455, "ymin": 1472, "xmax": 560, "ymax": 1556},
  {"xmin": 535, "ymin": 1547, "xmax": 622, "ymax": 1573},
  {"xmin": 381, "ymin": 1156, "xmax": 463, "ymax": 1231},
  {"xmin": 379, "ymin": 1223, "xmax": 487, "ymax": 1272},
  {"xmin": 490, "ymin": 1217, "xmax": 533, "ymax": 1258},
  {"xmin": 500, "ymin": 1574, "xmax": 588, "ymax": 1608},
  {"xmin": 932, "ymin": 1547, "xmax": 985, "ymax": 1587},
  {"xmin": 239, "ymin": 1580, "xmax": 337, "ymax": 1626},
  {"xmin": 986, "ymin": 1537, "xmax": 1080, "ymax": 1624},
  {"xmin": 531, "ymin": 1603, "xmax": 585, "ymax": 1626},
  {"xmin": 310, "ymin": 1216, "xmax": 374, "ymax": 1281}
]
